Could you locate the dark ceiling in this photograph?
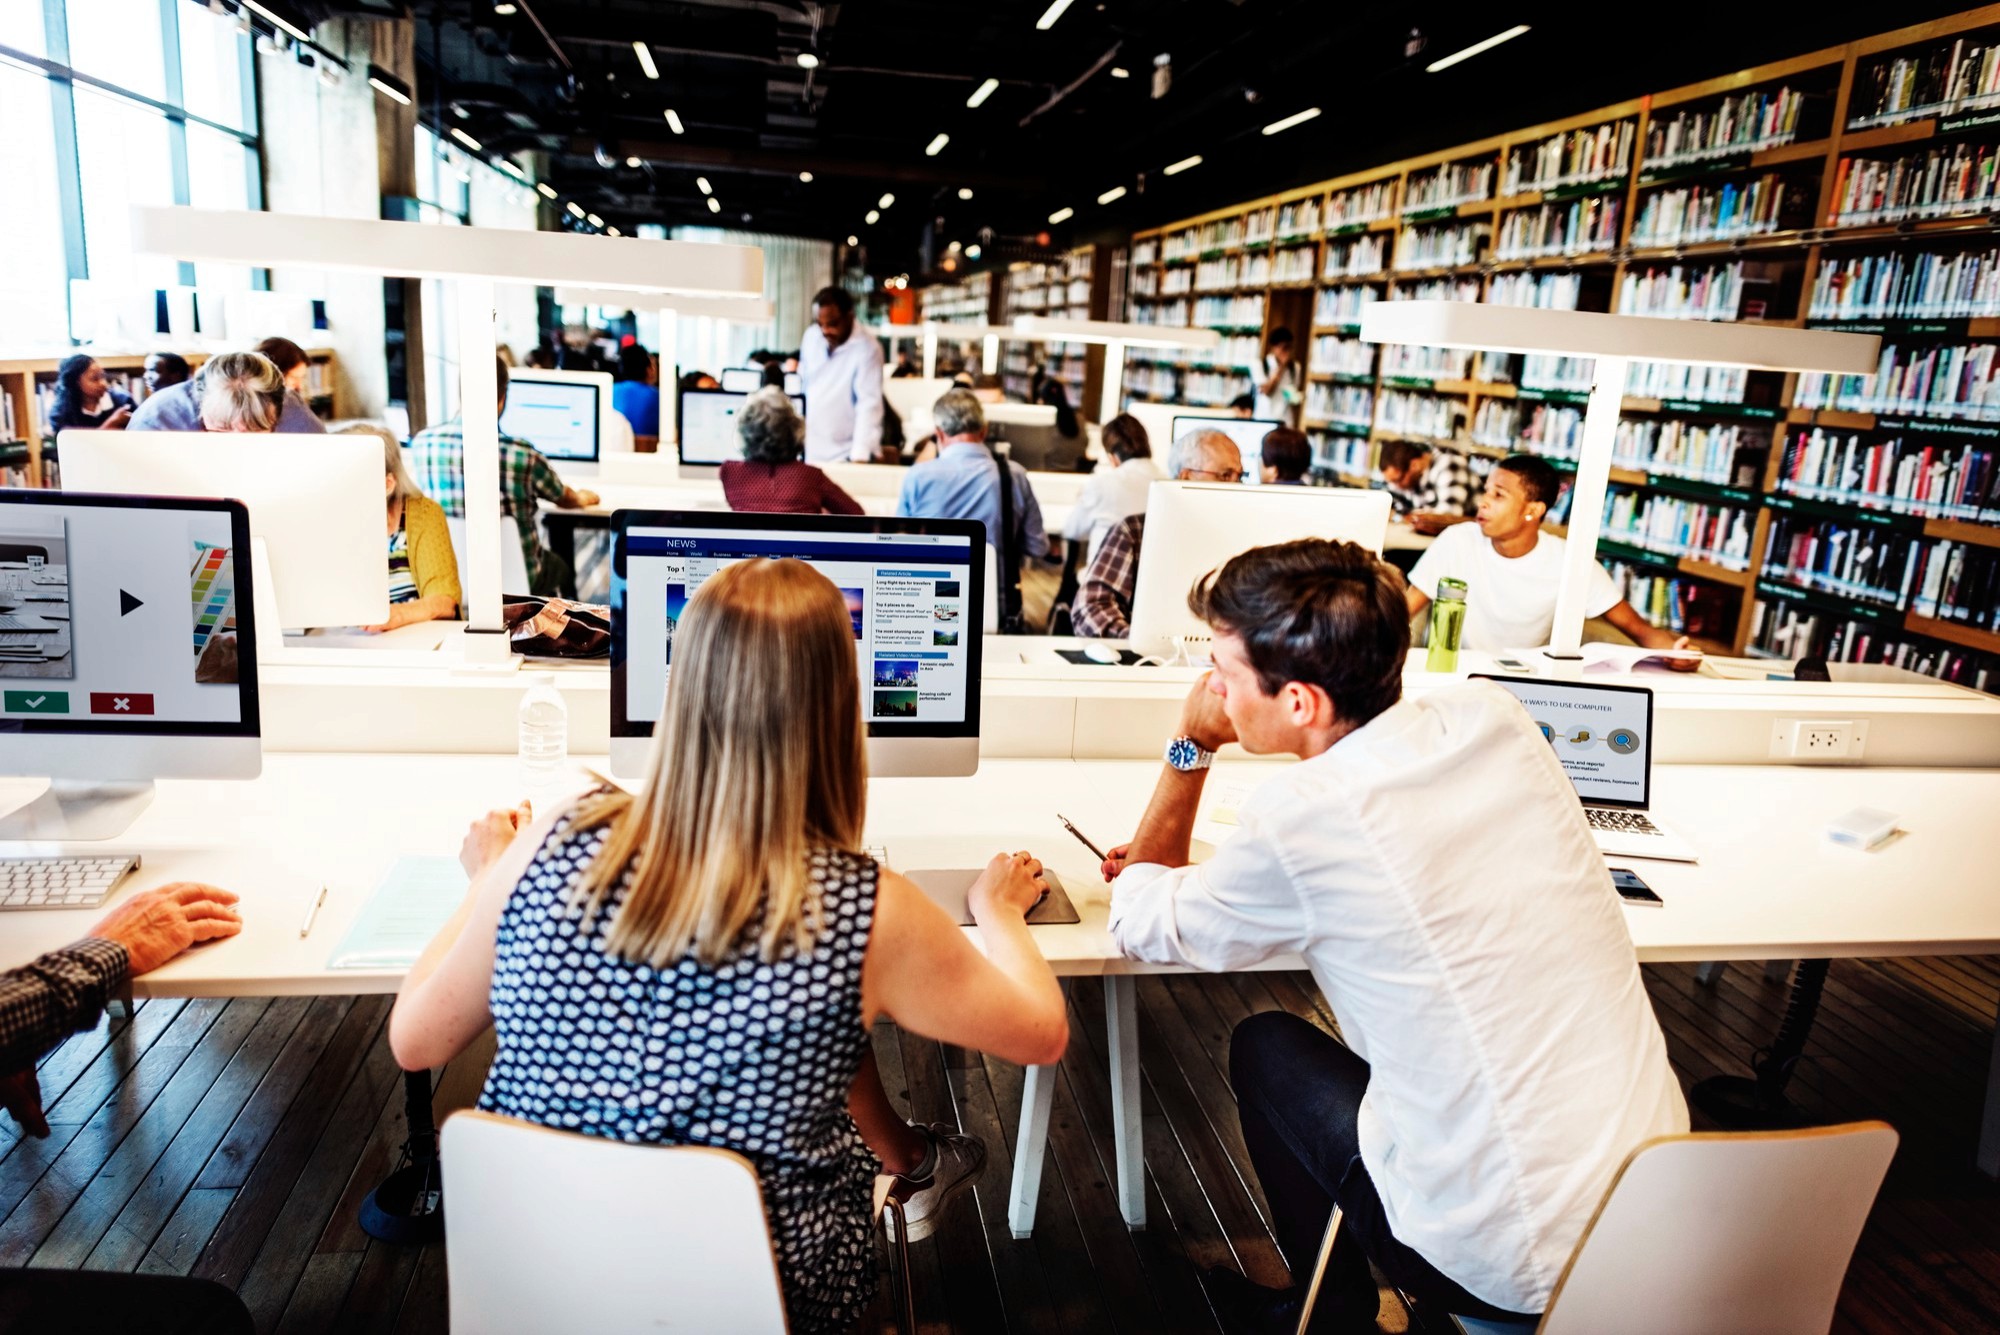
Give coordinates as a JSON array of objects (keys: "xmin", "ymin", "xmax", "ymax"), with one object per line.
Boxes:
[{"xmin": 318, "ymin": 1, "xmax": 1976, "ymax": 280}]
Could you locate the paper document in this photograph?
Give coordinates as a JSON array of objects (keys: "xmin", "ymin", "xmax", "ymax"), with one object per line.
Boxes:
[
  {"xmin": 1577, "ymin": 642, "xmax": 1704, "ymax": 672},
  {"xmin": 326, "ymin": 856, "xmax": 469, "ymax": 971}
]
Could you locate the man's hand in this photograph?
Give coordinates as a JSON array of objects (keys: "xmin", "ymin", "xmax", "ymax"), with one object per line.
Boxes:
[
  {"xmin": 1406, "ymin": 511, "xmax": 1456, "ymax": 536},
  {"xmin": 967, "ymin": 851, "xmax": 1048, "ymax": 923},
  {"xmin": 1662, "ymin": 635, "xmax": 1703, "ymax": 673},
  {"xmin": 0, "ymin": 1068, "xmax": 47, "ymax": 1138},
  {"xmin": 88, "ymin": 883, "xmax": 243, "ymax": 977},
  {"xmin": 460, "ymin": 803, "xmax": 533, "ymax": 880},
  {"xmin": 1179, "ymin": 672, "xmax": 1237, "ymax": 753},
  {"xmin": 1100, "ymin": 843, "xmax": 1131, "ymax": 883},
  {"xmin": 571, "ymin": 488, "xmax": 600, "ymax": 509}
]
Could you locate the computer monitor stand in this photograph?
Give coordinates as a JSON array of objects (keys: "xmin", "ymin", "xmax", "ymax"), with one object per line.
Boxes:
[{"xmin": 0, "ymin": 779, "xmax": 155, "ymax": 841}]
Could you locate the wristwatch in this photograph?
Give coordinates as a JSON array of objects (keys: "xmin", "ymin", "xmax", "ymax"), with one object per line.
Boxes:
[{"xmin": 1164, "ymin": 735, "xmax": 1214, "ymax": 773}]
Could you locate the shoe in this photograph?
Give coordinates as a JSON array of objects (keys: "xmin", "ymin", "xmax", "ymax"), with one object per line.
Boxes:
[
  {"xmin": 883, "ymin": 1122, "xmax": 986, "ymax": 1243},
  {"xmin": 1201, "ymin": 1265, "xmax": 1380, "ymax": 1335}
]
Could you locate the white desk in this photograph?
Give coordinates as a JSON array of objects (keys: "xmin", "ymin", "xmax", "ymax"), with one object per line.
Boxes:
[{"xmin": 2, "ymin": 754, "xmax": 1998, "ymax": 1237}]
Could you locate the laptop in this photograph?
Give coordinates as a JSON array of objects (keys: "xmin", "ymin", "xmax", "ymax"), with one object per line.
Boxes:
[{"xmin": 1474, "ymin": 675, "xmax": 1699, "ymax": 863}]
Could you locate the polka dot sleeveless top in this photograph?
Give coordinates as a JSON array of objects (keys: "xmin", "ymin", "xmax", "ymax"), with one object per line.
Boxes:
[{"xmin": 478, "ymin": 814, "xmax": 881, "ymax": 1331}]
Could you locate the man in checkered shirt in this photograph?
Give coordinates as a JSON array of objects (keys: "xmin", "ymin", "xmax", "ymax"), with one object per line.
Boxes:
[
  {"xmin": 1378, "ymin": 440, "xmax": 1478, "ymax": 536},
  {"xmin": 1074, "ymin": 429, "xmax": 1244, "ymax": 639}
]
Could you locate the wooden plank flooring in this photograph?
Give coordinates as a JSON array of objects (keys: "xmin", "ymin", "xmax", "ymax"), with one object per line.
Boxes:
[{"xmin": 0, "ymin": 957, "xmax": 1995, "ymax": 1333}]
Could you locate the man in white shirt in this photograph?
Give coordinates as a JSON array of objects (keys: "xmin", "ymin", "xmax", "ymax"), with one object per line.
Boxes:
[
  {"xmin": 1101, "ymin": 538, "xmax": 1688, "ymax": 1329},
  {"xmin": 1407, "ymin": 453, "xmax": 1693, "ymax": 657},
  {"xmin": 799, "ymin": 286, "xmax": 886, "ymax": 464},
  {"xmin": 1062, "ymin": 412, "xmax": 1160, "ymax": 562}
]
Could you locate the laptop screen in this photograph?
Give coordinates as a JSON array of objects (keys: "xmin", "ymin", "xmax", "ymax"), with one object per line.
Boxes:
[{"xmin": 1474, "ymin": 675, "xmax": 1653, "ymax": 810}]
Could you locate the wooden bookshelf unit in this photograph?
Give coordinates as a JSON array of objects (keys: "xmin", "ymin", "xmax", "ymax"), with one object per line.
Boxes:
[{"xmin": 1119, "ymin": 7, "xmax": 2000, "ymax": 694}]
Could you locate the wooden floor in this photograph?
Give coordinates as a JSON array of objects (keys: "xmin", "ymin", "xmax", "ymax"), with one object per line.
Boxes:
[{"xmin": 1, "ymin": 956, "xmax": 1996, "ymax": 1333}]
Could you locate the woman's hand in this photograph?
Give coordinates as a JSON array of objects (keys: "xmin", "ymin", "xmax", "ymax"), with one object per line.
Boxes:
[
  {"xmin": 459, "ymin": 803, "xmax": 533, "ymax": 879},
  {"xmin": 102, "ymin": 406, "xmax": 133, "ymax": 430},
  {"xmin": 967, "ymin": 851, "xmax": 1047, "ymax": 923}
]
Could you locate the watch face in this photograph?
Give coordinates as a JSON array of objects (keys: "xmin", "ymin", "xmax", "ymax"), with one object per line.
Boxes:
[{"xmin": 1167, "ymin": 737, "xmax": 1199, "ymax": 770}]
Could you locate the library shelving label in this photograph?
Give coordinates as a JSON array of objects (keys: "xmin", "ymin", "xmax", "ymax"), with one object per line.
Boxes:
[
  {"xmin": 1877, "ymin": 416, "xmax": 2000, "ymax": 437},
  {"xmin": 1545, "ymin": 177, "xmax": 1631, "ymax": 202},
  {"xmin": 1327, "ymin": 222, "xmax": 1369, "ymax": 237},
  {"xmin": 1402, "ymin": 206, "xmax": 1459, "ymax": 224},
  {"xmin": 1658, "ymin": 399, "xmax": 1779, "ymax": 420},
  {"xmin": 1518, "ymin": 388, "xmax": 1590, "ymax": 406},
  {"xmin": 1768, "ymin": 494, "xmax": 1918, "ymax": 529},
  {"xmin": 1637, "ymin": 153, "xmax": 1752, "ymax": 188},
  {"xmin": 1807, "ymin": 319, "xmax": 1969, "ymax": 338},
  {"xmin": 1756, "ymin": 579, "xmax": 1904, "ymax": 625},
  {"xmin": 1939, "ymin": 109, "xmax": 2000, "ymax": 137}
]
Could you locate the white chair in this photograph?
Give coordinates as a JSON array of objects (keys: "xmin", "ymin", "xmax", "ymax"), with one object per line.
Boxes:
[
  {"xmin": 441, "ymin": 1110, "xmax": 788, "ymax": 1334},
  {"xmin": 1296, "ymin": 1121, "xmax": 1899, "ymax": 1335},
  {"xmin": 445, "ymin": 514, "xmax": 532, "ymax": 596},
  {"xmin": 983, "ymin": 543, "xmax": 999, "ymax": 634}
]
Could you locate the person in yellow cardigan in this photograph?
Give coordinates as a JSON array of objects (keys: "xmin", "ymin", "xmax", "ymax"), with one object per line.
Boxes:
[{"xmin": 341, "ymin": 425, "xmax": 462, "ymax": 631}]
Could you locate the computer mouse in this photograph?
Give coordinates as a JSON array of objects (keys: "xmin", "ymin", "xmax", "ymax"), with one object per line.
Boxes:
[{"xmin": 1082, "ymin": 642, "xmax": 1122, "ymax": 665}]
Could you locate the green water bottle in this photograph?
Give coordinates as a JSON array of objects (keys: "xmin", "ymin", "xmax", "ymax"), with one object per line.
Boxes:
[{"xmin": 1426, "ymin": 577, "xmax": 1467, "ymax": 673}]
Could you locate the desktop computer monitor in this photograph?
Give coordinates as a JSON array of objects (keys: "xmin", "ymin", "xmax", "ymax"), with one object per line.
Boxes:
[
  {"xmin": 610, "ymin": 511, "xmax": 985, "ymax": 779},
  {"xmin": 501, "ymin": 367, "xmax": 615, "ymax": 465},
  {"xmin": 676, "ymin": 388, "xmax": 810, "ymax": 470},
  {"xmin": 58, "ymin": 430, "xmax": 386, "ymax": 630},
  {"xmin": 720, "ymin": 367, "xmax": 806, "ymax": 396},
  {"xmin": 1171, "ymin": 415, "xmax": 1283, "ymax": 485},
  {"xmin": 1124, "ymin": 402, "xmax": 1234, "ymax": 458},
  {"xmin": 1125, "ymin": 481, "xmax": 1393, "ymax": 657},
  {"xmin": 0, "ymin": 491, "xmax": 259, "ymax": 839}
]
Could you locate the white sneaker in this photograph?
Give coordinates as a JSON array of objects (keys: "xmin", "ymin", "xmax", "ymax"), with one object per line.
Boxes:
[{"xmin": 883, "ymin": 1123, "xmax": 987, "ymax": 1242}]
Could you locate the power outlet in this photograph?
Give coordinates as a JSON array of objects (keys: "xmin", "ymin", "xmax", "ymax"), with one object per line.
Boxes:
[{"xmin": 1769, "ymin": 718, "xmax": 1868, "ymax": 761}]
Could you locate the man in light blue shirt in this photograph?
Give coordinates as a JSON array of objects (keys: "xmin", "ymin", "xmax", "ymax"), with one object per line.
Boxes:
[{"xmin": 896, "ymin": 389, "xmax": 1047, "ymax": 571}]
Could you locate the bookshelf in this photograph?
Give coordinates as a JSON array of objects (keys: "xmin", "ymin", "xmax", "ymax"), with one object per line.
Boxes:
[
  {"xmin": 999, "ymin": 250, "xmax": 1098, "ymax": 404},
  {"xmin": 916, "ymin": 272, "xmax": 997, "ymax": 374},
  {"xmin": 0, "ymin": 348, "xmax": 341, "ymax": 488},
  {"xmin": 1121, "ymin": 6, "xmax": 2000, "ymax": 693}
]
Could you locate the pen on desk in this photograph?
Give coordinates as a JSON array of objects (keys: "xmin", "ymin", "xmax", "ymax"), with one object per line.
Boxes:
[
  {"xmin": 1056, "ymin": 813, "xmax": 1107, "ymax": 862},
  {"xmin": 299, "ymin": 885, "xmax": 328, "ymax": 939}
]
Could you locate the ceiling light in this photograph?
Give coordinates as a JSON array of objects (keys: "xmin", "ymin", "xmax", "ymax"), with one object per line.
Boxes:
[
  {"xmin": 696, "ymin": 176, "xmax": 712, "ymax": 195},
  {"xmin": 878, "ymin": 192, "xmax": 895, "ymax": 209},
  {"xmin": 624, "ymin": 155, "xmax": 641, "ymax": 168},
  {"xmin": 1035, "ymin": 0, "xmax": 1075, "ymax": 31},
  {"xmin": 241, "ymin": 0, "xmax": 311, "ymax": 44},
  {"xmin": 706, "ymin": 197, "xmax": 721, "ymax": 213},
  {"xmin": 1049, "ymin": 206, "xmax": 1074, "ymax": 224},
  {"xmin": 607, "ymin": 226, "xmax": 620, "ymax": 236},
  {"xmin": 565, "ymin": 201, "xmax": 585, "ymax": 218},
  {"xmin": 966, "ymin": 243, "xmax": 981, "ymax": 259},
  {"xmin": 1261, "ymin": 106, "xmax": 1321, "ymax": 135},
  {"xmin": 498, "ymin": 158, "xmax": 528, "ymax": 181},
  {"xmin": 865, "ymin": 209, "xmax": 880, "ymax": 224},
  {"xmin": 586, "ymin": 212, "xmax": 603, "ymax": 227},
  {"xmin": 1164, "ymin": 153, "xmax": 1203, "ymax": 175},
  {"xmin": 1110, "ymin": 66, "xmax": 1129, "ymax": 79},
  {"xmin": 1097, "ymin": 185, "xmax": 1127, "ymax": 204},
  {"xmin": 958, "ymin": 187, "xmax": 974, "ymax": 200},
  {"xmin": 967, "ymin": 77, "xmax": 999, "ymax": 108},
  {"xmin": 1425, "ymin": 24, "xmax": 1531, "ymax": 73},
  {"xmin": 536, "ymin": 182, "xmax": 557, "ymax": 199},
  {"xmin": 632, "ymin": 41, "xmax": 658, "ymax": 79},
  {"xmin": 663, "ymin": 108, "xmax": 684, "ymax": 134},
  {"xmin": 366, "ymin": 67, "xmax": 412, "ymax": 106},
  {"xmin": 797, "ymin": 50, "xmax": 820, "ymax": 69},
  {"xmin": 847, "ymin": 235, "xmax": 859, "ymax": 246},
  {"xmin": 493, "ymin": 1, "xmax": 517, "ymax": 13},
  {"xmin": 449, "ymin": 127, "xmax": 483, "ymax": 152},
  {"xmin": 799, "ymin": 171, "xmax": 814, "ymax": 182},
  {"xmin": 925, "ymin": 133, "xmax": 949, "ymax": 157}
]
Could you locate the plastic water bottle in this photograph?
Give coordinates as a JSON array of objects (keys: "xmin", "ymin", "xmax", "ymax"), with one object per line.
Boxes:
[
  {"xmin": 1426, "ymin": 577, "xmax": 1468, "ymax": 673},
  {"xmin": 518, "ymin": 673, "xmax": 568, "ymax": 791}
]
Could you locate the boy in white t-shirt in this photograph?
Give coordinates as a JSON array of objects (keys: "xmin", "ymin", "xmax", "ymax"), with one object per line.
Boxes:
[{"xmin": 1406, "ymin": 454, "xmax": 1696, "ymax": 657}]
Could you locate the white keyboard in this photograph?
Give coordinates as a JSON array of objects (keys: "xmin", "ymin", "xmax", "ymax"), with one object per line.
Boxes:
[{"xmin": 0, "ymin": 855, "xmax": 140, "ymax": 910}]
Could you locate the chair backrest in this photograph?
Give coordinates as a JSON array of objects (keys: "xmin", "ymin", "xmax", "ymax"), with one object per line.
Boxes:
[
  {"xmin": 441, "ymin": 1110, "xmax": 789, "ymax": 1335},
  {"xmin": 1539, "ymin": 1122, "xmax": 1897, "ymax": 1335},
  {"xmin": 444, "ymin": 514, "xmax": 531, "ymax": 596}
]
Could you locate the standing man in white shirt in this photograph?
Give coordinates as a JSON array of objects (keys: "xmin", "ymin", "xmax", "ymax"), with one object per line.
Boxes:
[
  {"xmin": 1406, "ymin": 453, "xmax": 1695, "ymax": 659},
  {"xmin": 799, "ymin": 285, "xmax": 886, "ymax": 464},
  {"xmin": 1101, "ymin": 538, "xmax": 1688, "ymax": 1330}
]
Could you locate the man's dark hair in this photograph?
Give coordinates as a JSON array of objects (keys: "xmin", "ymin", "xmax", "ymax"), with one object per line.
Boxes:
[
  {"xmin": 1100, "ymin": 413, "xmax": 1151, "ymax": 462},
  {"xmin": 1376, "ymin": 438, "xmax": 1432, "ymax": 474},
  {"xmin": 494, "ymin": 354, "xmax": 510, "ymax": 396},
  {"xmin": 1187, "ymin": 540, "xmax": 1408, "ymax": 727},
  {"xmin": 616, "ymin": 343, "xmax": 652, "ymax": 382},
  {"xmin": 1497, "ymin": 453, "xmax": 1561, "ymax": 511},
  {"xmin": 811, "ymin": 285, "xmax": 855, "ymax": 317},
  {"xmin": 253, "ymin": 336, "xmax": 309, "ymax": 376},
  {"xmin": 1229, "ymin": 391, "xmax": 1255, "ymax": 413},
  {"xmin": 1267, "ymin": 326, "xmax": 1295, "ymax": 348},
  {"xmin": 1259, "ymin": 427, "xmax": 1310, "ymax": 481},
  {"xmin": 148, "ymin": 351, "xmax": 192, "ymax": 382}
]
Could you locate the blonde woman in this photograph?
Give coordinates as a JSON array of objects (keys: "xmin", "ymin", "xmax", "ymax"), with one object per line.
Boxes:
[
  {"xmin": 196, "ymin": 351, "xmax": 286, "ymax": 432},
  {"xmin": 338, "ymin": 424, "xmax": 461, "ymax": 630},
  {"xmin": 390, "ymin": 559, "xmax": 1067, "ymax": 1331}
]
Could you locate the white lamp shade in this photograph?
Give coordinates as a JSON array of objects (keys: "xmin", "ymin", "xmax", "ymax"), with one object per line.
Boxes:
[
  {"xmin": 555, "ymin": 288, "xmax": 772, "ymax": 321},
  {"xmin": 1359, "ymin": 301, "xmax": 1879, "ymax": 373},
  {"xmin": 1011, "ymin": 315, "xmax": 1222, "ymax": 349}
]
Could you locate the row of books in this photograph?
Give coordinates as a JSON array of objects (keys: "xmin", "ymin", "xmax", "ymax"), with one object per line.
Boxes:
[
  {"xmin": 1126, "ymin": 365, "xmax": 1251, "ymax": 405},
  {"xmin": 1311, "ymin": 336, "xmax": 1375, "ymax": 377},
  {"xmin": 1275, "ymin": 199, "xmax": 1321, "ymax": 240},
  {"xmin": 1381, "ymin": 344, "xmax": 1475, "ymax": 381},
  {"xmin": 1327, "ymin": 180, "xmax": 1397, "ymax": 229},
  {"xmin": 0, "ymin": 389, "xmax": 17, "ymax": 443},
  {"xmin": 1749, "ymin": 600, "xmax": 1997, "ymax": 693},
  {"xmin": 1404, "ymin": 160, "xmax": 1494, "ymax": 213},
  {"xmin": 1847, "ymin": 37, "xmax": 2000, "ymax": 129},
  {"xmin": 1306, "ymin": 383, "xmax": 1373, "ymax": 427},
  {"xmin": 1375, "ymin": 389, "xmax": 1461, "ymax": 442},
  {"xmin": 1390, "ymin": 275, "xmax": 1482, "ymax": 304},
  {"xmin": 1615, "ymin": 261, "xmax": 1746, "ymax": 321},
  {"xmin": 1807, "ymin": 246, "xmax": 2000, "ymax": 321},
  {"xmin": 1129, "ymin": 334, "xmax": 1265, "ymax": 371},
  {"xmin": 1521, "ymin": 354, "xmax": 1594, "ymax": 391},
  {"xmin": 1602, "ymin": 487, "xmax": 1757, "ymax": 569},
  {"xmin": 1640, "ymin": 84, "xmax": 1813, "ymax": 169},
  {"xmin": 1502, "ymin": 121, "xmax": 1636, "ymax": 195},
  {"xmin": 1493, "ymin": 197, "xmax": 1621, "ymax": 260},
  {"xmin": 1150, "ymin": 268, "xmax": 1194, "ymax": 297},
  {"xmin": 1243, "ymin": 206, "xmax": 1277, "ymax": 246},
  {"xmin": 1394, "ymin": 221, "xmax": 1488, "ymax": 271},
  {"xmin": 1309, "ymin": 431, "xmax": 1372, "ymax": 478},
  {"xmin": 1827, "ymin": 142, "xmax": 2000, "ymax": 227},
  {"xmin": 1192, "ymin": 295, "xmax": 1264, "ymax": 328},
  {"xmin": 1488, "ymin": 271, "xmax": 1583, "ymax": 310},
  {"xmin": 1794, "ymin": 341, "xmax": 2000, "ymax": 420},
  {"xmin": 1269, "ymin": 246, "xmax": 1317, "ymax": 285},
  {"xmin": 1775, "ymin": 426, "xmax": 2000, "ymax": 522},
  {"xmin": 1614, "ymin": 418, "xmax": 1765, "ymax": 485},
  {"xmin": 1192, "ymin": 257, "xmax": 1245, "ymax": 293},
  {"xmin": 1763, "ymin": 517, "xmax": 1999, "ymax": 624},
  {"xmin": 1606, "ymin": 563, "xmax": 1738, "ymax": 640},
  {"xmin": 1128, "ymin": 299, "xmax": 1190, "ymax": 326},
  {"xmin": 1519, "ymin": 403, "xmax": 1588, "ymax": 458},
  {"xmin": 1323, "ymin": 234, "xmax": 1390, "ymax": 279},
  {"xmin": 1629, "ymin": 175, "xmax": 1792, "ymax": 247},
  {"xmin": 1312, "ymin": 284, "xmax": 1381, "ymax": 327},
  {"xmin": 1626, "ymin": 361, "xmax": 1750, "ymax": 404}
]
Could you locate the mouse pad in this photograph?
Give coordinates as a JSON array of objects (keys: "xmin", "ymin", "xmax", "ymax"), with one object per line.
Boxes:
[
  {"xmin": 1056, "ymin": 648, "xmax": 1147, "ymax": 666},
  {"xmin": 905, "ymin": 868, "xmax": 1083, "ymax": 927}
]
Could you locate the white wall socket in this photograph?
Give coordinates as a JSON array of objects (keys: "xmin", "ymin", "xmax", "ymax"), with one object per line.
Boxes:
[{"xmin": 1769, "ymin": 718, "xmax": 1869, "ymax": 761}]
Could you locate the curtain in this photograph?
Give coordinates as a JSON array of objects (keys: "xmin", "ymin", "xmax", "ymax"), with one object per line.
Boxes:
[{"xmin": 667, "ymin": 227, "xmax": 833, "ymax": 379}]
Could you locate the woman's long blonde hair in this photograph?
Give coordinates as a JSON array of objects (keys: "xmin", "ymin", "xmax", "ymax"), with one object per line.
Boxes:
[{"xmin": 569, "ymin": 558, "xmax": 867, "ymax": 967}]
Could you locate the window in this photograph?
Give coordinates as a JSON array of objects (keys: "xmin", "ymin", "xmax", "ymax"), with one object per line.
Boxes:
[
  {"xmin": 73, "ymin": 83, "xmax": 178, "ymax": 292},
  {"xmin": 0, "ymin": 63, "xmax": 69, "ymax": 342},
  {"xmin": 177, "ymin": 1, "xmax": 249, "ymax": 132},
  {"xmin": 66, "ymin": 0, "xmax": 166, "ymax": 101},
  {"xmin": 187, "ymin": 124, "xmax": 255, "ymax": 291}
]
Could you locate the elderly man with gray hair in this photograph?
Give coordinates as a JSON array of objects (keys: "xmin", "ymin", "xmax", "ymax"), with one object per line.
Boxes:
[
  {"xmin": 1073, "ymin": 428, "xmax": 1243, "ymax": 639},
  {"xmin": 719, "ymin": 387, "xmax": 865, "ymax": 515},
  {"xmin": 896, "ymin": 387, "xmax": 1048, "ymax": 626}
]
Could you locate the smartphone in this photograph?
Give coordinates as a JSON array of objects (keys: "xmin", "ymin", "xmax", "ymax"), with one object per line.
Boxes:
[
  {"xmin": 1609, "ymin": 866, "xmax": 1662, "ymax": 907},
  {"xmin": 1492, "ymin": 657, "xmax": 1534, "ymax": 673}
]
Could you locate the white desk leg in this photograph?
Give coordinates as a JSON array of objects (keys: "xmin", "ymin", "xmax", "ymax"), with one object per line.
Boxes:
[
  {"xmin": 1106, "ymin": 974, "xmax": 1146, "ymax": 1229},
  {"xmin": 1982, "ymin": 1008, "xmax": 2000, "ymax": 1178},
  {"xmin": 1008, "ymin": 1061, "xmax": 1058, "ymax": 1238}
]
